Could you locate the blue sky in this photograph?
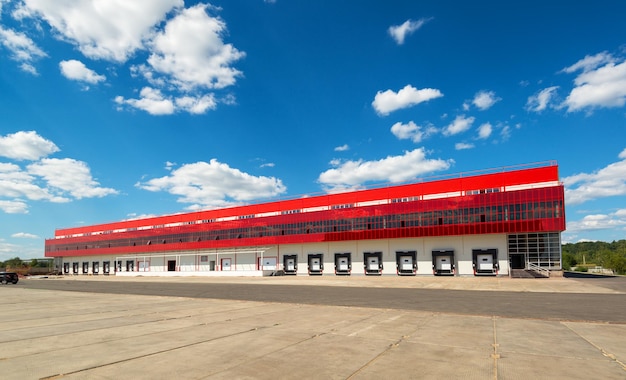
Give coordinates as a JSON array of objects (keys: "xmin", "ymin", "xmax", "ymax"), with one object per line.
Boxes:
[{"xmin": 1, "ymin": 0, "xmax": 625, "ymax": 260}]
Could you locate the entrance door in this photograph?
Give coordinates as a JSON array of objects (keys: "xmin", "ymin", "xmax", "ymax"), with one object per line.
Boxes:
[
  {"xmin": 510, "ymin": 254, "xmax": 525, "ymax": 269},
  {"xmin": 167, "ymin": 260, "xmax": 176, "ymax": 271}
]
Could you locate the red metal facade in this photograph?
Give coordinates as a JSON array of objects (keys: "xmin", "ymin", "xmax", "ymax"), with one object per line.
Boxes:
[{"xmin": 45, "ymin": 164, "xmax": 565, "ymax": 258}]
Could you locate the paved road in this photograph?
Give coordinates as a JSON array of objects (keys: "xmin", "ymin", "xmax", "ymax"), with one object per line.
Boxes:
[
  {"xmin": 564, "ymin": 271, "xmax": 626, "ymax": 292},
  {"xmin": 19, "ymin": 278, "xmax": 626, "ymax": 323}
]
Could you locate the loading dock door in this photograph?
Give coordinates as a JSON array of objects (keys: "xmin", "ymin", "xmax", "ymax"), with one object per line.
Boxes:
[
  {"xmin": 432, "ymin": 250, "xmax": 455, "ymax": 276},
  {"xmin": 478, "ymin": 255, "xmax": 493, "ymax": 270},
  {"xmin": 308, "ymin": 254, "xmax": 323, "ymax": 275},
  {"xmin": 283, "ymin": 255, "xmax": 298, "ymax": 275},
  {"xmin": 437, "ymin": 257, "xmax": 451, "ymax": 271},
  {"xmin": 334, "ymin": 253, "xmax": 352, "ymax": 275},
  {"xmin": 473, "ymin": 249, "xmax": 498, "ymax": 275},
  {"xmin": 310, "ymin": 257, "xmax": 321, "ymax": 271},
  {"xmin": 221, "ymin": 258, "xmax": 232, "ymax": 271},
  {"xmin": 396, "ymin": 251, "xmax": 417, "ymax": 275},
  {"xmin": 259, "ymin": 257, "xmax": 277, "ymax": 270},
  {"xmin": 364, "ymin": 252, "xmax": 383, "ymax": 275}
]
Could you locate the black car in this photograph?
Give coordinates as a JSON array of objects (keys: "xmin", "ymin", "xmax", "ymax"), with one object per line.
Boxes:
[{"xmin": 0, "ymin": 272, "xmax": 19, "ymax": 284}]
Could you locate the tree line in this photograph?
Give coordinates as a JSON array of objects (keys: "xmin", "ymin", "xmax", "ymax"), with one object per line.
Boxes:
[
  {"xmin": 562, "ymin": 239, "xmax": 626, "ymax": 275},
  {"xmin": 1, "ymin": 257, "xmax": 53, "ymax": 271}
]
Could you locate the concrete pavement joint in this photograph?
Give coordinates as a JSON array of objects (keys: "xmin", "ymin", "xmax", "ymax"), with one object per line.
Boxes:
[
  {"xmin": 200, "ymin": 330, "xmax": 332, "ymax": 379},
  {"xmin": 38, "ymin": 324, "xmax": 276, "ymax": 380},
  {"xmin": 345, "ymin": 334, "xmax": 409, "ymax": 379},
  {"xmin": 345, "ymin": 313, "xmax": 439, "ymax": 379},
  {"xmin": 491, "ymin": 316, "xmax": 499, "ymax": 380},
  {"xmin": 562, "ymin": 322, "xmax": 626, "ymax": 373}
]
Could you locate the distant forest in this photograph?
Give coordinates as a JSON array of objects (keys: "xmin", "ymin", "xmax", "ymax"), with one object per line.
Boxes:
[{"xmin": 562, "ymin": 239, "xmax": 626, "ymax": 274}]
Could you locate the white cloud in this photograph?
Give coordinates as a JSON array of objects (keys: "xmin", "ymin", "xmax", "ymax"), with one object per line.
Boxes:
[
  {"xmin": 165, "ymin": 161, "xmax": 176, "ymax": 171},
  {"xmin": 0, "ymin": 26, "xmax": 47, "ymax": 74},
  {"xmin": 115, "ymin": 87, "xmax": 175, "ymax": 115},
  {"xmin": 59, "ymin": 59, "xmax": 105, "ymax": 84},
  {"xmin": 526, "ymin": 86, "xmax": 559, "ymax": 112},
  {"xmin": 0, "ymin": 162, "xmax": 69, "ymax": 205},
  {"xmin": 388, "ymin": 18, "xmax": 432, "ymax": 45},
  {"xmin": 561, "ymin": 51, "xmax": 613, "ymax": 74},
  {"xmin": 442, "ymin": 115, "xmax": 475, "ymax": 136},
  {"xmin": 0, "ymin": 200, "xmax": 28, "ymax": 214},
  {"xmin": 27, "ymin": 158, "xmax": 119, "ymax": 199},
  {"xmin": 0, "ymin": 239, "xmax": 21, "ymax": 261},
  {"xmin": 137, "ymin": 159, "xmax": 287, "ymax": 209},
  {"xmin": 372, "ymin": 84, "xmax": 443, "ymax": 116},
  {"xmin": 566, "ymin": 209, "xmax": 626, "ymax": 233},
  {"xmin": 0, "ymin": 132, "xmax": 117, "ymax": 213},
  {"xmin": 147, "ymin": 3, "xmax": 245, "ymax": 91},
  {"xmin": 5, "ymin": 1, "xmax": 243, "ymax": 115},
  {"xmin": 0, "ymin": 131, "xmax": 59, "ymax": 161},
  {"xmin": 390, "ymin": 121, "xmax": 432, "ymax": 143},
  {"xmin": 17, "ymin": 0, "xmax": 182, "ymax": 62},
  {"xmin": 455, "ymin": 142, "xmax": 474, "ymax": 150},
  {"xmin": 334, "ymin": 144, "xmax": 349, "ymax": 152},
  {"xmin": 175, "ymin": 94, "xmax": 217, "ymax": 114},
  {"xmin": 477, "ymin": 123, "xmax": 492, "ymax": 139},
  {"xmin": 318, "ymin": 148, "xmax": 453, "ymax": 191},
  {"xmin": 11, "ymin": 232, "xmax": 39, "ymax": 239},
  {"xmin": 563, "ymin": 148, "xmax": 626, "ymax": 205},
  {"xmin": 472, "ymin": 90, "xmax": 500, "ymax": 110},
  {"xmin": 116, "ymin": 87, "xmax": 218, "ymax": 115},
  {"xmin": 561, "ymin": 52, "xmax": 626, "ymax": 112}
]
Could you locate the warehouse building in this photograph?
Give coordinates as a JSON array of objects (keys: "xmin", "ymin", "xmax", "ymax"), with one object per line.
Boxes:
[{"xmin": 45, "ymin": 162, "xmax": 565, "ymax": 277}]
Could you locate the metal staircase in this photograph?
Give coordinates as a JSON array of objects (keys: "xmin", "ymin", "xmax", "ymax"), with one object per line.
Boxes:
[{"xmin": 510, "ymin": 263, "xmax": 550, "ymax": 278}]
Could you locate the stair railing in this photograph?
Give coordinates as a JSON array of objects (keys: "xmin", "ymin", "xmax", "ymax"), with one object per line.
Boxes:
[{"xmin": 527, "ymin": 262, "xmax": 550, "ymax": 278}]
